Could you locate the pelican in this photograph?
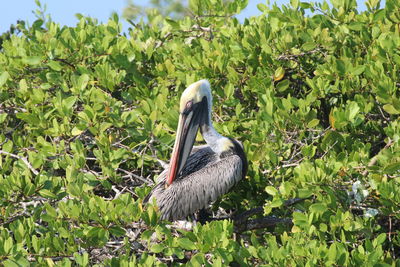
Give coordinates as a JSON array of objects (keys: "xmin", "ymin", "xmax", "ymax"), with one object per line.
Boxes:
[{"xmin": 145, "ymin": 79, "xmax": 247, "ymax": 221}]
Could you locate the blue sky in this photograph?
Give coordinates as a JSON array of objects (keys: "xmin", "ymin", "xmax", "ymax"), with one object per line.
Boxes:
[{"xmin": 1, "ymin": 0, "xmax": 374, "ymax": 33}]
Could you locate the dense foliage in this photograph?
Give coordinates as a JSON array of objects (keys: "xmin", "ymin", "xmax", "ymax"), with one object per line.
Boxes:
[{"xmin": 1, "ymin": 0, "xmax": 400, "ymax": 265}]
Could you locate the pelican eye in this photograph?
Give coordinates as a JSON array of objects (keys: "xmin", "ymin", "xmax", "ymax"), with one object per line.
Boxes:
[
  {"xmin": 186, "ymin": 100, "xmax": 193, "ymax": 110},
  {"xmin": 181, "ymin": 100, "xmax": 193, "ymax": 114}
]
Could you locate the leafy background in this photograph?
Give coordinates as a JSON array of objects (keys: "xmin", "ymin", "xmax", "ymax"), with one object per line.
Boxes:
[{"xmin": 1, "ymin": 0, "xmax": 400, "ymax": 265}]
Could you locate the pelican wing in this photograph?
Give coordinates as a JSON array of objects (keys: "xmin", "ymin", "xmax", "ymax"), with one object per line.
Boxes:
[
  {"xmin": 147, "ymin": 147, "xmax": 243, "ymax": 221},
  {"xmin": 155, "ymin": 145, "xmax": 215, "ymax": 184}
]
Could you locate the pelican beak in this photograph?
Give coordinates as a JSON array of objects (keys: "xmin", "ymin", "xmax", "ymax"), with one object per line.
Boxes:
[{"xmin": 166, "ymin": 100, "xmax": 205, "ymax": 187}]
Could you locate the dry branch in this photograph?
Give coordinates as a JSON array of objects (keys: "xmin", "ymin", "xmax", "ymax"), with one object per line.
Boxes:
[
  {"xmin": 0, "ymin": 150, "xmax": 39, "ymax": 175},
  {"xmin": 232, "ymin": 198, "xmax": 304, "ymax": 233},
  {"xmin": 235, "ymin": 216, "xmax": 293, "ymax": 233},
  {"xmin": 362, "ymin": 138, "xmax": 394, "ymax": 176},
  {"xmin": 119, "ymin": 168, "xmax": 154, "ymax": 185}
]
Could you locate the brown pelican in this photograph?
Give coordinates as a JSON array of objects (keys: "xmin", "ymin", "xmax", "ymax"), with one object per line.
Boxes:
[{"xmin": 145, "ymin": 80, "xmax": 247, "ymax": 221}]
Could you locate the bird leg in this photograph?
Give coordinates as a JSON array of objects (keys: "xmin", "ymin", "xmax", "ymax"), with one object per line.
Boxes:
[{"xmin": 197, "ymin": 208, "xmax": 212, "ymax": 224}]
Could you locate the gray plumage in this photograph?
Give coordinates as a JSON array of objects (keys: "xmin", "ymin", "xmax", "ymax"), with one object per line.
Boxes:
[
  {"xmin": 146, "ymin": 145, "xmax": 243, "ymax": 221},
  {"xmin": 144, "ymin": 79, "xmax": 247, "ymax": 221}
]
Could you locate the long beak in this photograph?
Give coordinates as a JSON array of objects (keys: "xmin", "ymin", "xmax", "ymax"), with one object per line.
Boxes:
[{"xmin": 166, "ymin": 107, "xmax": 203, "ymax": 187}]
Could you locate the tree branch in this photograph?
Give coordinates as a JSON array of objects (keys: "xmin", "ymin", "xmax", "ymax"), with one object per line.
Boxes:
[
  {"xmin": 234, "ymin": 216, "xmax": 293, "ymax": 233},
  {"xmin": 277, "ymin": 47, "xmax": 324, "ymax": 61},
  {"xmin": 232, "ymin": 198, "xmax": 304, "ymax": 233},
  {"xmin": 118, "ymin": 168, "xmax": 154, "ymax": 185},
  {"xmin": 0, "ymin": 150, "xmax": 39, "ymax": 175},
  {"xmin": 362, "ymin": 138, "xmax": 394, "ymax": 176}
]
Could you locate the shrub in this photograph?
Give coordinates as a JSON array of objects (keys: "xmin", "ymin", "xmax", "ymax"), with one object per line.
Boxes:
[{"xmin": 0, "ymin": 0, "xmax": 399, "ymax": 265}]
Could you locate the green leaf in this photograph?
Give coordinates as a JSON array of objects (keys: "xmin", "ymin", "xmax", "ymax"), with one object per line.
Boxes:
[
  {"xmin": 257, "ymin": 3, "xmax": 267, "ymax": 12},
  {"xmin": 309, "ymin": 203, "xmax": 327, "ymax": 214},
  {"xmin": 0, "ymin": 71, "xmax": 10, "ymax": 87},
  {"xmin": 334, "ymin": 61, "xmax": 346, "ymax": 77},
  {"xmin": 302, "ymin": 42, "xmax": 316, "ymax": 51},
  {"xmin": 19, "ymin": 79, "xmax": 28, "ymax": 92},
  {"xmin": 307, "ymin": 119, "xmax": 319, "ymax": 128},
  {"xmin": 3, "ymin": 237, "xmax": 13, "ymax": 254},
  {"xmin": 348, "ymin": 22, "xmax": 363, "ymax": 31},
  {"xmin": 45, "ymin": 203, "xmax": 57, "ymax": 218},
  {"xmin": 2, "ymin": 140, "xmax": 13, "ymax": 152},
  {"xmin": 293, "ymin": 212, "xmax": 308, "ymax": 226},
  {"xmin": 71, "ymin": 126, "xmax": 84, "ymax": 136},
  {"xmin": 274, "ymin": 67, "xmax": 285, "ymax": 81},
  {"xmin": 78, "ymin": 74, "xmax": 89, "ymax": 90},
  {"xmin": 16, "ymin": 113, "xmax": 40, "ymax": 124},
  {"xmin": 0, "ymin": 113, "xmax": 7, "ymax": 123},
  {"xmin": 374, "ymin": 233, "xmax": 386, "ymax": 246},
  {"xmin": 373, "ymin": 9, "xmax": 385, "ymax": 22},
  {"xmin": 0, "ymin": 3, "xmax": 399, "ymax": 263},
  {"xmin": 382, "ymin": 104, "xmax": 399, "ymax": 114},
  {"xmin": 270, "ymin": 198, "xmax": 283, "ymax": 208},
  {"xmin": 265, "ymin": 186, "xmax": 278, "ymax": 196},
  {"xmin": 165, "ymin": 18, "xmax": 180, "ymax": 29},
  {"xmin": 24, "ymin": 56, "xmax": 42, "ymax": 65},
  {"xmin": 48, "ymin": 60, "xmax": 62, "ymax": 71},
  {"xmin": 328, "ymin": 243, "xmax": 337, "ymax": 261},
  {"xmin": 276, "ymin": 79, "xmax": 290, "ymax": 92},
  {"xmin": 150, "ymin": 243, "xmax": 164, "ymax": 253},
  {"xmin": 384, "ymin": 162, "xmax": 400, "ymax": 174},
  {"xmin": 109, "ymin": 226, "xmax": 126, "ymax": 236},
  {"xmin": 74, "ymin": 252, "xmax": 89, "ymax": 266},
  {"xmin": 178, "ymin": 237, "xmax": 196, "ymax": 250},
  {"xmin": 87, "ymin": 227, "xmax": 102, "ymax": 238},
  {"xmin": 39, "ymin": 189, "xmax": 57, "ymax": 199},
  {"xmin": 347, "ymin": 102, "xmax": 360, "ymax": 121},
  {"xmin": 63, "ymin": 96, "xmax": 77, "ymax": 111},
  {"xmin": 32, "ymin": 235, "xmax": 40, "ymax": 253},
  {"xmin": 291, "ymin": 0, "xmax": 299, "ymax": 9},
  {"xmin": 352, "ymin": 65, "xmax": 365, "ymax": 76},
  {"xmin": 190, "ymin": 253, "xmax": 206, "ymax": 265}
]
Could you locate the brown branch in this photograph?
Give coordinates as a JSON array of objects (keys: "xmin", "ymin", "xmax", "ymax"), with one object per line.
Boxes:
[
  {"xmin": 148, "ymin": 135, "xmax": 168, "ymax": 169},
  {"xmin": 0, "ymin": 150, "xmax": 39, "ymax": 175},
  {"xmin": 234, "ymin": 206, "xmax": 263, "ymax": 221},
  {"xmin": 155, "ymin": 32, "xmax": 173, "ymax": 49},
  {"xmin": 54, "ymin": 58, "xmax": 76, "ymax": 69},
  {"xmin": 194, "ymin": 14, "xmax": 234, "ymax": 19},
  {"xmin": 232, "ymin": 198, "xmax": 305, "ymax": 233},
  {"xmin": 233, "ymin": 198, "xmax": 304, "ymax": 220},
  {"xmin": 362, "ymin": 138, "xmax": 394, "ymax": 176},
  {"xmin": 284, "ymin": 197, "xmax": 305, "ymax": 206},
  {"xmin": 162, "ymin": 198, "xmax": 305, "ymax": 233},
  {"xmin": 377, "ymin": 105, "xmax": 390, "ymax": 121},
  {"xmin": 0, "ymin": 138, "xmax": 8, "ymax": 147},
  {"xmin": 277, "ymin": 48, "xmax": 324, "ymax": 61},
  {"xmin": 234, "ymin": 216, "xmax": 293, "ymax": 233},
  {"xmin": 263, "ymin": 127, "xmax": 331, "ymax": 175},
  {"xmin": 27, "ymin": 253, "xmax": 75, "ymax": 262},
  {"xmin": 0, "ymin": 211, "xmax": 31, "ymax": 226},
  {"xmin": 314, "ymin": 7, "xmax": 340, "ymax": 22},
  {"xmin": 118, "ymin": 168, "xmax": 154, "ymax": 185}
]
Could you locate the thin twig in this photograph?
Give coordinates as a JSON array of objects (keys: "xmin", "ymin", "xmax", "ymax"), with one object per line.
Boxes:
[
  {"xmin": 54, "ymin": 58, "xmax": 76, "ymax": 69},
  {"xmin": 362, "ymin": 138, "xmax": 394, "ymax": 176},
  {"xmin": 231, "ymin": 198, "xmax": 305, "ymax": 233},
  {"xmin": 277, "ymin": 48, "xmax": 324, "ymax": 61},
  {"xmin": 233, "ymin": 198, "xmax": 304, "ymax": 220},
  {"xmin": 234, "ymin": 216, "xmax": 293, "ymax": 233},
  {"xmin": 118, "ymin": 168, "xmax": 154, "ymax": 185},
  {"xmin": 0, "ymin": 150, "xmax": 39, "ymax": 175},
  {"xmin": 0, "ymin": 138, "xmax": 8, "ymax": 147},
  {"xmin": 148, "ymin": 135, "xmax": 168, "ymax": 169}
]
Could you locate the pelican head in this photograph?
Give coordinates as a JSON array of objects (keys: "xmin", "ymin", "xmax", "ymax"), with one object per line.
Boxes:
[{"xmin": 166, "ymin": 80, "xmax": 212, "ymax": 186}]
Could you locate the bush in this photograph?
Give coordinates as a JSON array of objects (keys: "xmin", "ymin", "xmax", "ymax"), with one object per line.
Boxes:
[{"xmin": 0, "ymin": 0, "xmax": 399, "ymax": 265}]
